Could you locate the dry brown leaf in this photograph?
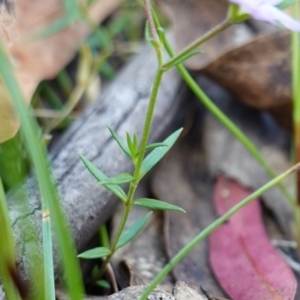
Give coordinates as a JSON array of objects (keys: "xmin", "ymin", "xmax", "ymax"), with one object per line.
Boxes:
[
  {"xmin": 157, "ymin": 0, "xmax": 292, "ymax": 128},
  {"xmin": 0, "ymin": 0, "xmax": 121, "ymax": 143},
  {"xmin": 151, "ymin": 116, "xmax": 226, "ymax": 297},
  {"xmin": 156, "ymin": 0, "xmax": 254, "ymax": 70},
  {"xmin": 202, "ymin": 31, "xmax": 292, "ymax": 128},
  {"xmin": 111, "ymin": 205, "xmax": 174, "ymax": 291}
]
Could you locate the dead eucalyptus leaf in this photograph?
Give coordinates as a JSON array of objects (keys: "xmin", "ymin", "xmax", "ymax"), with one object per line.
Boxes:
[
  {"xmin": 0, "ymin": 86, "xmax": 19, "ymax": 143},
  {"xmin": 199, "ymin": 78, "xmax": 293, "ymax": 237},
  {"xmin": 156, "ymin": 0, "xmax": 254, "ymax": 69},
  {"xmin": 0, "ymin": 0, "xmax": 121, "ymax": 143},
  {"xmin": 202, "ymin": 31, "xmax": 292, "ymax": 128},
  {"xmin": 157, "ymin": 0, "xmax": 293, "ymax": 128}
]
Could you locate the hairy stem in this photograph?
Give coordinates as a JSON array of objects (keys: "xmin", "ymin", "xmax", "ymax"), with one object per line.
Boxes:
[
  {"xmin": 143, "ymin": 0, "xmax": 157, "ymax": 41},
  {"xmin": 95, "ymin": 67, "xmax": 164, "ymax": 280}
]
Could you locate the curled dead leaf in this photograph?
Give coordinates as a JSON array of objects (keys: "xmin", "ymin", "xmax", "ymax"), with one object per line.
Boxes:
[
  {"xmin": 202, "ymin": 31, "xmax": 292, "ymax": 128},
  {"xmin": 0, "ymin": 0, "xmax": 121, "ymax": 142}
]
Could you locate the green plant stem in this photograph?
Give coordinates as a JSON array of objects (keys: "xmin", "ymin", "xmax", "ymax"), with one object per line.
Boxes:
[
  {"xmin": 140, "ymin": 162, "xmax": 300, "ymax": 300},
  {"xmin": 155, "ymin": 18, "xmax": 294, "ymax": 208},
  {"xmin": 96, "ymin": 67, "xmax": 164, "ymax": 280},
  {"xmin": 97, "ymin": 5, "xmax": 222, "ymax": 280},
  {"xmin": 291, "ymin": 1, "xmax": 300, "ymax": 243},
  {"xmin": 42, "ymin": 211, "xmax": 55, "ymax": 300},
  {"xmin": 143, "ymin": 0, "xmax": 157, "ymax": 41},
  {"xmin": 134, "ymin": 69, "xmax": 164, "ymax": 177},
  {"xmin": 162, "ymin": 18, "xmax": 231, "ymax": 71}
]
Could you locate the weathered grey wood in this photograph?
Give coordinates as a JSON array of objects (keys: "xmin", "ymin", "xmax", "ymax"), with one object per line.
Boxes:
[
  {"xmin": 56, "ymin": 282, "xmax": 210, "ymax": 300},
  {"xmin": 0, "ymin": 45, "xmax": 185, "ymax": 299}
]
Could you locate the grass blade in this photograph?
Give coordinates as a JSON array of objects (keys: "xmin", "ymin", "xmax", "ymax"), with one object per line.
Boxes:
[
  {"xmin": 0, "ymin": 179, "xmax": 21, "ymax": 300},
  {"xmin": 134, "ymin": 198, "xmax": 185, "ymax": 212},
  {"xmin": 140, "ymin": 162, "xmax": 300, "ymax": 300},
  {"xmin": 78, "ymin": 247, "xmax": 111, "ymax": 259},
  {"xmin": 0, "ymin": 44, "xmax": 84, "ymax": 300}
]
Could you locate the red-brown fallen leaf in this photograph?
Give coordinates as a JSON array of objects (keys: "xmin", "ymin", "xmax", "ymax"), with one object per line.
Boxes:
[
  {"xmin": 0, "ymin": 0, "xmax": 121, "ymax": 143},
  {"xmin": 209, "ymin": 175, "xmax": 297, "ymax": 300}
]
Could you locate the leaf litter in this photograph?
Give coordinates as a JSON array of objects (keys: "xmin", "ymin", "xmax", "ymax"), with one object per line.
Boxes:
[
  {"xmin": 105, "ymin": 1, "xmax": 299, "ymax": 298},
  {"xmin": 2, "ymin": 0, "xmax": 300, "ymax": 298},
  {"xmin": 0, "ymin": 0, "xmax": 121, "ymax": 143},
  {"xmin": 209, "ymin": 175, "xmax": 297, "ymax": 300},
  {"xmin": 158, "ymin": 0, "xmax": 294, "ymax": 128},
  {"xmin": 150, "ymin": 89, "xmax": 298, "ymax": 299}
]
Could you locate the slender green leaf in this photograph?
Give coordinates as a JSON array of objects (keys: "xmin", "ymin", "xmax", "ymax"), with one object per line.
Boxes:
[
  {"xmin": 145, "ymin": 142, "xmax": 167, "ymax": 151},
  {"xmin": 79, "ymin": 154, "xmax": 127, "ymax": 202},
  {"xmin": 0, "ymin": 44, "xmax": 84, "ymax": 300},
  {"xmin": 277, "ymin": 0, "xmax": 298, "ymax": 9},
  {"xmin": 140, "ymin": 128, "xmax": 183, "ymax": 178},
  {"xmin": 164, "ymin": 50, "xmax": 202, "ymax": 70},
  {"xmin": 78, "ymin": 247, "xmax": 111, "ymax": 259},
  {"xmin": 100, "ymin": 173, "xmax": 135, "ymax": 185},
  {"xmin": 145, "ymin": 21, "xmax": 160, "ymax": 50},
  {"xmin": 126, "ymin": 132, "xmax": 135, "ymax": 156},
  {"xmin": 116, "ymin": 212, "xmax": 152, "ymax": 249},
  {"xmin": 96, "ymin": 280, "xmax": 111, "ymax": 289},
  {"xmin": 145, "ymin": 21, "xmax": 151, "ymax": 42},
  {"xmin": 134, "ymin": 198, "xmax": 185, "ymax": 212},
  {"xmin": 133, "ymin": 133, "xmax": 138, "ymax": 154},
  {"xmin": 107, "ymin": 127, "xmax": 131, "ymax": 157},
  {"xmin": 101, "ymin": 184, "xmax": 127, "ymax": 202}
]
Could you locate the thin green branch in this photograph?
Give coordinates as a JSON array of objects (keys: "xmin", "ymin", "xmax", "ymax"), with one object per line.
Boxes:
[
  {"xmin": 162, "ymin": 19, "xmax": 231, "ymax": 71},
  {"xmin": 95, "ymin": 67, "xmax": 164, "ymax": 280},
  {"xmin": 140, "ymin": 162, "xmax": 300, "ymax": 300},
  {"xmin": 291, "ymin": 1, "xmax": 300, "ymax": 242},
  {"xmin": 0, "ymin": 179, "xmax": 21, "ymax": 300},
  {"xmin": 143, "ymin": 0, "xmax": 158, "ymax": 41},
  {"xmin": 153, "ymin": 13, "xmax": 294, "ymax": 208}
]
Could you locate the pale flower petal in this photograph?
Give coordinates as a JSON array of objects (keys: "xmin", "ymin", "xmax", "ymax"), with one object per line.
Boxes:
[
  {"xmin": 228, "ymin": 0, "xmax": 300, "ymax": 31},
  {"xmin": 268, "ymin": 5, "xmax": 300, "ymax": 30},
  {"xmin": 264, "ymin": 0, "xmax": 283, "ymax": 5}
]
